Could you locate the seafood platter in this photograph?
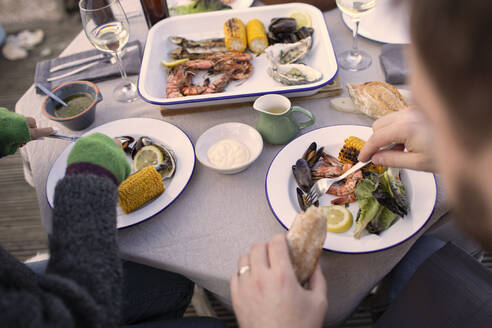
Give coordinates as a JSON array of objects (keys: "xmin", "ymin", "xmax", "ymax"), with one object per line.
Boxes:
[
  {"xmin": 266, "ymin": 125, "xmax": 437, "ymax": 253},
  {"xmin": 46, "ymin": 118, "xmax": 195, "ymax": 229},
  {"xmin": 138, "ymin": 3, "xmax": 338, "ymax": 109}
]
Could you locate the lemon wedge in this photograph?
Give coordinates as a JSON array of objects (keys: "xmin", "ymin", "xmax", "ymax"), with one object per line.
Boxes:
[
  {"xmin": 161, "ymin": 58, "xmax": 189, "ymax": 68},
  {"xmin": 133, "ymin": 145, "xmax": 164, "ymax": 171},
  {"xmin": 322, "ymin": 205, "xmax": 353, "ymax": 233},
  {"xmin": 288, "ymin": 10, "xmax": 312, "ymax": 29}
]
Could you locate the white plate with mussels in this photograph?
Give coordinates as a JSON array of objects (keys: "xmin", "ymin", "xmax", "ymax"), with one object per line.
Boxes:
[
  {"xmin": 138, "ymin": 3, "xmax": 338, "ymax": 109},
  {"xmin": 46, "ymin": 118, "xmax": 195, "ymax": 229},
  {"xmin": 266, "ymin": 125, "xmax": 437, "ymax": 253}
]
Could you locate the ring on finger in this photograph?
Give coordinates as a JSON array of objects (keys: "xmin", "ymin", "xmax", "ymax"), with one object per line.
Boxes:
[{"xmin": 238, "ymin": 265, "xmax": 250, "ymax": 276}]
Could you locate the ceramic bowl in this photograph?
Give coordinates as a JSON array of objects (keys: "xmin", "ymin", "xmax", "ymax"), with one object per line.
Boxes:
[
  {"xmin": 196, "ymin": 122, "xmax": 263, "ymax": 174},
  {"xmin": 42, "ymin": 81, "xmax": 102, "ymax": 131}
]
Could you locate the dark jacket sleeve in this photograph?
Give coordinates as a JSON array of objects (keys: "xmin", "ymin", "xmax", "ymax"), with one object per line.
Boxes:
[
  {"xmin": 376, "ymin": 242, "xmax": 492, "ymax": 328},
  {"xmin": 0, "ymin": 174, "xmax": 122, "ymax": 328}
]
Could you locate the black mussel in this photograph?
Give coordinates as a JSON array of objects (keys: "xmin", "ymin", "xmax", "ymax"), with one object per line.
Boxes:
[
  {"xmin": 116, "ymin": 136, "xmax": 135, "ymax": 152},
  {"xmin": 308, "ymin": 147, "xmax": 324, "ymax": 167},
  {"xmin": 269, "ymin": 17, "xmax": 298, "ymax": 34},
  {"xmin": 296, "ymin": 187, "xmax": 319, "ymax": 211},
  {"xmin": 296, "ymin": 187, "xmax": 310, "ymax": 211},
  {"xmin": 293, "ymin": 159, "xmax": 312, "ymax": 193},
  {"xmin": 302, "ymin": 142, "xmax": 317, "ymax": 162},
  {"xmin": 296, "ymin": 26, "xmax": 314, "ymax": 41},
  {"xmin": 131, "ymin": 136, "xmax": 154, "ymax": 159},
  {"xmin": 274, "ymin": 31, "xmax": 295, "ymax": 42}
]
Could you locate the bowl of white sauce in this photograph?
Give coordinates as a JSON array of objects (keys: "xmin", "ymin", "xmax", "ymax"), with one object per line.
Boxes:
[{"xmin": 196, "ymin": 122, "xmax": 263, "ymax": 174}]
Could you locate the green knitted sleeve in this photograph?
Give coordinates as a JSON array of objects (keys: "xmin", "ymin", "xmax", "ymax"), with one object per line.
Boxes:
[
  {"xmin": 0, "ymin": 107, "xmax": 31, "ymax": 157},
  {"xmin": 67, "ymin": 133, "xmax": 131, "ymax": 184}
]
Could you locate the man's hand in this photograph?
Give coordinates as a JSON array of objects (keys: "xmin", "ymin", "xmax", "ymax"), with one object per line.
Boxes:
[
  {"xmin": 26, "ymin": 117, "xmax": 55, "ymax": 140},
  {"xmin": 358, "ymin": 108, "xmax": 435, "ymax": 172},
  {"xmin": 230, "ymin": 234, "xmax": 327, "ymax": 328}
]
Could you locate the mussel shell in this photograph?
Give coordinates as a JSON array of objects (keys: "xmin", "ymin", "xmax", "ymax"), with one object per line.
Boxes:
[
  {"xmin": 131, "ymin": 136, "xmax": 154, "ymax": 159},
  {"xmin": 296, "ymin": 26, "xmax": 314, "ymax": 41},
  {"xmin": 302, "ymin": 142, "xmax": 317, "ymax": 162},
  {"xmin": 153, "ymin": 143, "xmax": 176, "ymax": 179},
  {"xmin": 116, "ymin": 136, "xmax": 135, "ymax": 153},
  {"xmin": 296, "ymin": 187, "xmax": 319, "ymax": 211},
  {"xmin": 293, "ymin": 159, "xmax": 312, "ymax": 193},
  {"xmin": 269, "ymin": 17, "xmax": 298, "ymax": 33}
]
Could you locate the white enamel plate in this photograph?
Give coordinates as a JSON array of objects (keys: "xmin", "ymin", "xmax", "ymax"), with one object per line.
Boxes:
[
  {"xmin": 138, "ymin": 3, "xmax": 338, "ymax": 109},
  {"xmin": 266, "ymin": 125, "xmax": 436, "ymax": 253},
  {"xmin": 46, "ymin": 118, "xmax": 195, "ymax": 229}
]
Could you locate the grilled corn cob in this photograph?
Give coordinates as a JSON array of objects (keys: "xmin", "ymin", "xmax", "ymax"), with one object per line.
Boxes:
[
  {"xmin": 224, "ymin": 18, "xmax": 247, "ymax": 52},
  {"xmin": 339, "ymin": 136, "xmax": 385, "ymax": 173},
  {"xmin": 118, "ymin": 166, "xmax": 164, "ymax": 214},
  {"xmin": 246, "ymin": 19, "xmax": 268, "ymax": 54}
]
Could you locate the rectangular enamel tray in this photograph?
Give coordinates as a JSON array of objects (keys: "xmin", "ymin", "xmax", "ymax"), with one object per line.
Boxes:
[{"xmin": 138, "ymin": 3, "xmax": 338, "ymax": 109}]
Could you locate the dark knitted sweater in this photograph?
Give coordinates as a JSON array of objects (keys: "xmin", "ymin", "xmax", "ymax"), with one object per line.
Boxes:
[{"xmin": 0, "ymin": 173, "xmax": 122, "ymax": 327}]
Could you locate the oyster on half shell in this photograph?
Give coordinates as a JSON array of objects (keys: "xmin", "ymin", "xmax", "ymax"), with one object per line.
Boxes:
[
  {"xmin": 264, "ymin": 36, "xmax": 312, "ymax": 65},
  {"xmin": 268, "ymin": 63, "xmax": 322, "ymax": 86}
]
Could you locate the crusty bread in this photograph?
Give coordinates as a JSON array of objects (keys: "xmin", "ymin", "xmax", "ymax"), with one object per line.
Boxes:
[
  {"xmin": 347, "ymin": 81, "xmax": 408, "ymax": 118},
  {"xmin": 286, "ymin": 206, "xmax": 326, "ymax": 285},
  {"xmin": 330, "ymin": 97, "xmax": 360, "ymax": 113}
]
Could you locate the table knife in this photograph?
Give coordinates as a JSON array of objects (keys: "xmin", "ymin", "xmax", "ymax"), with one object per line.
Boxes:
[
  {"xmin": 50, "ymin": 53, "xmax": 107, "ymax": 73},
  {"xmin": 49, "ymin": 44, "xmax": 139, "ymax": 73},
  {"xmin": 47, "ymin": 61, "xmax": 101, "ymax": 82}
]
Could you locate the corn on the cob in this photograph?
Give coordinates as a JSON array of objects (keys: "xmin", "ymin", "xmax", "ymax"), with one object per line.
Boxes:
[
  {"xmin": 339, "ymin": 136, "xmax": 385, "ymax": 173},
  {"xmin": 118, "ymin": 166, "xmax": 164, "ymax": 214},
  {"xmin": 224, "ymin": 18, "xmax": 247, "ymax": 52},
  {"xmin": 246, "ymin": 19, "xmax": 268, "ymax": 54}
]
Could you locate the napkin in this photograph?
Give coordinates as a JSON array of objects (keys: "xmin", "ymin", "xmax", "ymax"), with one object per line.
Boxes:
[
  {"xmin": 34, "ymin": 40, "xmax": 142, "ymax": 94},
  {"xmin": 379, "ymin": 44, "xmax": 408, "ymax": 85}
]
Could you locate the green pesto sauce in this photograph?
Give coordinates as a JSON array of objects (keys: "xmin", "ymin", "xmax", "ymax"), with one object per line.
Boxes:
[{"xmin": 54, "ymin": 93, "xmax": 93, "ymax": 118}]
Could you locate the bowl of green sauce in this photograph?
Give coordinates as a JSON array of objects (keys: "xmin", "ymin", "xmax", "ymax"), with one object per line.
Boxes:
[{"xmin": 42, "ymin": 81, "xmax": 103, "ymax": 131}]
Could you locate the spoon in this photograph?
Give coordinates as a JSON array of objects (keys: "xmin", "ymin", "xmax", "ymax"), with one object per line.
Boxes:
[{"xmin": 36, "ymin": 83, "xmax": 68, "ymax": 107}]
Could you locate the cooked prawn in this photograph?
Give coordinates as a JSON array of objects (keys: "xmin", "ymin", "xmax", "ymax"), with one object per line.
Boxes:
[{"xmin": 327, "ymin": 164, "xmax": 363, "ymax": 196}]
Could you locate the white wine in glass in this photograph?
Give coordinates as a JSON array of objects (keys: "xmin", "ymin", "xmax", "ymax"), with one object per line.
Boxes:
[
  {"xmin": 336, "ymin": 0, "xmax": 378, "ymax": 71},
  {"xmin": 80, "ymin": 0, "xmax": 138, "ymax": 103}
]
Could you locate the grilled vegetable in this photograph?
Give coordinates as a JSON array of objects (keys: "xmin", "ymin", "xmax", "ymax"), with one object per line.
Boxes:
[
  {"xmin": 338, "ymin": 136, "xmax": 384, "ymax": 173},
  {"xmin": 246, "ymin": 19, "xmax": 268, "ymax": 54},
  {"xmin": 224, "ymin": 18, "xmax": 247, "ymax": 52},
  {"xmin": 119, "ymin": 166, "xmax": 164, "ymax": 214}
]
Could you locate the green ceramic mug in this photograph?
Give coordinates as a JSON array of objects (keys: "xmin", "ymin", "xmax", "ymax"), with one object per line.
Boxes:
[{"xmin": 253, "ymin": 94, "xmax": 315, "ymax": 145}]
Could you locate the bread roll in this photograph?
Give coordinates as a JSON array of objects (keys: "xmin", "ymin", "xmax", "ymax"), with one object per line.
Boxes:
[
  {"xmin": 286, "ymin": 206, "xmax": 326, "ymax": 285},
  {"xmin": 347, "ymin": 81, "xmax": 408, "ymax": 118}
]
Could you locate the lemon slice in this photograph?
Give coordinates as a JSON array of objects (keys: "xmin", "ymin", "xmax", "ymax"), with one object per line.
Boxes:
[
  {"xmin": 133, "ymin": 145, "xmax": 164, "ymax": 171},
  {"xmin": 288, "ymin": 10, "xmax": 312, "ymax": 29},
  {"xmin": 161, "ymin": 58, "xmax": 189, "ymax": 68},
  {"xmin": 322, "ymin": 205, "xmax": 353, "ymax": 233}
]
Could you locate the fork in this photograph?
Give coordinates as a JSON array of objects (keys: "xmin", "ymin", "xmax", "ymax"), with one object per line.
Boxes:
[{"xmin": 305, "ymin": 160, "xmax": 370, "ymax": 204}]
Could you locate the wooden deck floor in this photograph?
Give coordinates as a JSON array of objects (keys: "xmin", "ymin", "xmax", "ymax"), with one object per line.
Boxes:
[{"xmin": 0, "ymin": 14, "xmax": 83, "ymax": 261}]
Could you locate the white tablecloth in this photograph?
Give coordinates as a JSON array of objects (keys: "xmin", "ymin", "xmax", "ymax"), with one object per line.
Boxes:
[{"xmin": 15, "ymin": 5, "xmax": 447, "ymax": 326}]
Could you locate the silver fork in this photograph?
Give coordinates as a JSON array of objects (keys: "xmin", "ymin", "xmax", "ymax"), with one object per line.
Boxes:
[{"xmin": 305, "ymin": 160, "xmax": 370, "ymax": 204}]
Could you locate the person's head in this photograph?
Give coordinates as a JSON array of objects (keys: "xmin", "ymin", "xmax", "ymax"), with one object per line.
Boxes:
[{"xmin": 408, "ymin": 0, "xmax": 492, "ymax": 249}]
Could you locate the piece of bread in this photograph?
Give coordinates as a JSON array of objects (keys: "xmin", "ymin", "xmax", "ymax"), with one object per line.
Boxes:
[
  {"xmin": 330, "ymin": 97, "xmax": 360, "ymax": 113},
  {"xmin": 286, "ymin": 206, "xmax": 327, "ymax": 285},
  {"xmin": 347, "ymin": 81, "xmax": 408, "ymax": 118}
]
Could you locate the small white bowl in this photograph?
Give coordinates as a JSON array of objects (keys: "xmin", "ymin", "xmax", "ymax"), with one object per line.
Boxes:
[{"xmin": 196, "ymin": 122, "xmax": 263, "ymax": 174}]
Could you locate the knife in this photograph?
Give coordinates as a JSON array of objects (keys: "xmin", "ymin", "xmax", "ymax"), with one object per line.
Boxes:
[
  {"xmin": 47, "ymin": 61, "xmax": 102, "ymax": 82},
  {"xmin": 49, "ymin": 44, "xmax": 139, "ymax": 73},
  {"xmin": 50, "ymin": 53, "xmax": 107, "ymax": 73}
]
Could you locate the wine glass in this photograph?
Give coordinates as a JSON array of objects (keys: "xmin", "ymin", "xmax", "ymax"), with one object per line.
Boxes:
[
  {"xmin": 336, "ymin": 0, "xmax": 378, "ymax": 71},
  {"xmin": 79, "ymin": 0, "xmax": 138, "ymax": 103}
]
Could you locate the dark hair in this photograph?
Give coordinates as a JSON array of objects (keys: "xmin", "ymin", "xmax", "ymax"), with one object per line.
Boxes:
[{"xmin": 410, "ymin": 0, "xmax": 492, "ymax": 149}]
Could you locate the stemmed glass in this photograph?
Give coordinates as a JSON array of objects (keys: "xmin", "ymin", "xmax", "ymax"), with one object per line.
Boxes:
[
  {"xmin": 336, "ymin": 0, "xmax": 378, "ymax": 71},
  {"xmin": 79, "ymin": 0, "xmax": 138, "ymax": 102}
]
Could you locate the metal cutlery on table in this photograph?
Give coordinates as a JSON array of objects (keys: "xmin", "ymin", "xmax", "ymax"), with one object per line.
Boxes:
[
  {"xmin": 306, "ymin": 160, "xmax": 370, "ymax": 204},
  {"xmin": 47, "ymin": 44, "xmax": 139, "ymax": 82},
  {"xmin": 45, "ymin": 134, "xmax": 81, "ymax": 142}
]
